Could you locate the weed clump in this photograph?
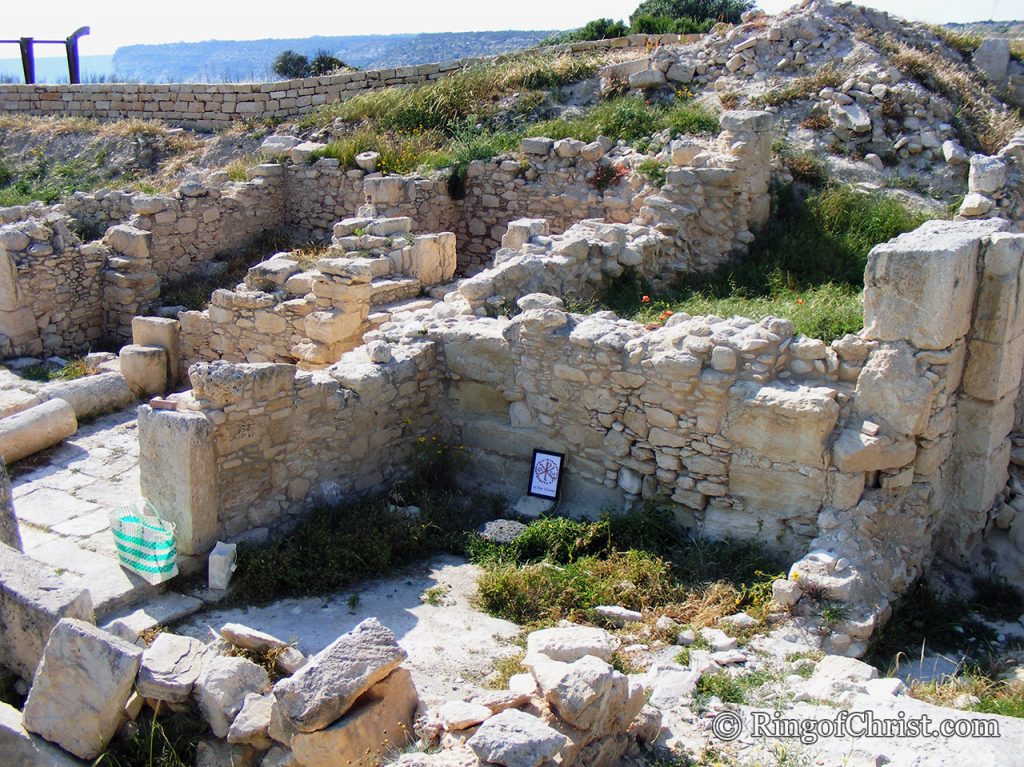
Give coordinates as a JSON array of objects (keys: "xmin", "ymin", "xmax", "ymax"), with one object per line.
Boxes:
[{"xmin": 470, "ymin": 506, "xmax": 784, "ymax": 630}]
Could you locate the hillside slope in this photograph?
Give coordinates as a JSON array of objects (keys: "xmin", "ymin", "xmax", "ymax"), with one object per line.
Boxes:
[{"xmin": 111, "ymin": 30, "xmax": 557, "ymax": 83}]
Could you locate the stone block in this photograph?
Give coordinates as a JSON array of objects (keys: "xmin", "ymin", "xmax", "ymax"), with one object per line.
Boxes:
[
  {"xmin": 104, "ymin": 225, "xmax": 151, "ymax": 260},
  {"xmin": 304, "ymin": 309, "xmax": 362, "ymax": 345},
  {"xmin": 290, "ymin": 668, "xmax": 418, "ymax": 767},
  {"xmin": 466, "ymin": 709, "xmax": 569, "ymax": 767},
  {"xmin": 138, "ymin": 406, "xmax": 218, "ymax": 556},
  {"xmin": 0, "ymin": 398, "xmax": 77, "ymax": 464},
  {"xmin": 864, "ymin": 219, "xmax": 1007, "ymax": 349},
  {"xmin": 0, "ymin": 701, "xmax": 83, "ymax": 767},
  {"xmin": 853, "ymin": 344, "xmax": 933, "ymax": 436},
  {"xmin": 724, "ymin": 382, "xmax": 838, "ymax": 467},
  {"xmin": 962, "ymin": 336, "xmax": 1024, "ymax": 402},
  {"xmin": 0, "ymin": 542, "xmax": 94, "ymax": 679},
  {"xmin": 132, "ymin": 316, "xmax": 182, "ymax": 385},
  {"xmin": 39, "ymin": 372, "xmax": 133, "ymax": 419},
  {"xmin": 727, "ymin": 463, "xmax": 826, "ymax": 517},
  {"xmin": 0, "ymin": 456, "xmax": 18, "ymax": 551},
  {"xmin": 973, "ymin": 38, "xmax": 1010, "ymax": 84},
  {"xmin": 0, "ymin": 246, "xmax": 21, "ymax": 311},
  {"xmin": 409, "ymin": 233, "xmax": 456, "ymax": 286},
  {"xmin": 831, "ymin": 429, "xmax": 917, "ymax": 472},
  {"xmin": 120, "ymin": 344, "xmax": 168, "ymax": 398},
  {"xmin": 526, "ymin": 626, "xmax": 617, "ymax": 664},
  {"xmin": 273, "ymin": 617, "xmax": 407, "ymax": 732},
  {"xmin": 137, "ymin": 632, "xmax": 208, "ymax": 703},
  {"xmin": 23, "ymin": 619, "xmax": 142, "ymax": 760},
  {"xmin": 195, "ymin": 655, "xmax": 270, "ymax": 739}
]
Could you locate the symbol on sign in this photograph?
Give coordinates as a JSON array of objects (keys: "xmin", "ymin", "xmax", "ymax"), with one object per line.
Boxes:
[{"xmin": 534, "ymin": 458, "xmax": 559, "ymax": 484}]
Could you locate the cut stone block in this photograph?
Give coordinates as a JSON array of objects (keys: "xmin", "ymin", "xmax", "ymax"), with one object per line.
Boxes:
[
  {"xmin": 132, "ymin": 316, "xmax": 182, "ymax": 385},
  {"xmin": 119, "ymin": 344, "xmax": 168, "ymax": 398},
  {"xmin": 0, "ymin": 541, "xmax": 94, "ymax": 679},
  {"xmin": 864, "ymin": 219, "xmax": 1006, "ymax": 349},
  {"xmin": 22, "ymin": 618, "xmax": 142, "ymax": 760},
  {"xmin": 138, "ymin": 406, "xmax": 218, "ymax": 556},
  {"xmin": 0, "ymin": 701, "xmax": 83, "ymax": 767},
  {"xmin": 137, "ymin": 632, "xmax": 208, "ymax": 703}
]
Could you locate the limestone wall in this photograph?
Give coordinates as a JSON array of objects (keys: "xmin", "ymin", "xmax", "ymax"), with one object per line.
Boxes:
[
  {"xmin": 173, "ymin": 217, "xmax": 455, "ymax": 373},
  {"xmin": 0, "ymin": 35, "xmax": 682, "ymax": 129},
  {"xmin": 284, "ymin": 165, "xmax": 457, "ymax": 244},
  {"xmin": 0, "ymin": 212, "xmax": 106, "ymax": 358},
  {"xmin": 138, "ymin": 341, "xmax": 441, "ymax": 552}
]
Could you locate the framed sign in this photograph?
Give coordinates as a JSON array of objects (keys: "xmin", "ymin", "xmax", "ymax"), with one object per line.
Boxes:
[{"xmin": 529, "ymin": 449, "xmax": 565, "ymax": 500}]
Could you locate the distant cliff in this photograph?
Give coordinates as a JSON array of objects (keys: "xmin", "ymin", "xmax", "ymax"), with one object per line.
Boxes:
[{"xmin": 110, "ymin": 30, "xmax": 557, "ymax": 83}]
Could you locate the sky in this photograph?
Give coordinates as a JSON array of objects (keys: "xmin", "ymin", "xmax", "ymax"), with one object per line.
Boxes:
[{"xmin": 1, "ymin": 0, "xmax": 1020, "ymax": 56}]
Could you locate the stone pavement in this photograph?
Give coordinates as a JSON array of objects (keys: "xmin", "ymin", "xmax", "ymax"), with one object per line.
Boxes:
[{"xmin": 10, "ymin": 408, "xmax": 159, "ymax": 618}]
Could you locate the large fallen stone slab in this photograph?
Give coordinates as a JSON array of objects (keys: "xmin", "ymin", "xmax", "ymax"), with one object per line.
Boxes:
[
  {"xmin": 0, "ymin": 398, "xmax": 77, "ymax": 463},
  {"xmin": 273, "ymin": 617, "xmax": 407, "ymax": 732},
  {"xmin": 136, "ymin": 632, "xmax": 208, "ymax": 703},
  {"xmin": 291, "ymin": 667, "xmax": 419, "ymax": 767},
  {"xmin": 194, "ymin": 655, "xmax": 270, "ymax": 738},
  {"xmin": 0, "ymin": 542, "xmax": 93, "ymax": 679},
  {"xmin": 0, "ymin": 701, "xmax": 85, "ymax": 767},
  {"xmin": 38, "ymin": 372, "xmax": 133, "ymax": 419},
  {"xmin": 0, "ymin": 454, "xmax": 20, "ymax": 550},
  {"xmin": 22, "ymin": 618, "xmax": 143, "ymax": 760},
  {"xmin": 465, "ymin": 709, "xmax": 569, "ymax": 767}
]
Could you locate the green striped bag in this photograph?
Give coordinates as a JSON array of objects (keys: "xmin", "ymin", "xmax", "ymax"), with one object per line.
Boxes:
[{"xmin": 110, "ymin": 502, "xmax": 179, "ymax": 585}]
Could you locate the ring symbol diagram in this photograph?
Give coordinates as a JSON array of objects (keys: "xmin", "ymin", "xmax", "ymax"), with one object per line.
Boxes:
[
  {"xmin": 711, "ymin": 711, "xmax": 743, "ymax": 741},
  {"xmin": 534, "ymin": 458, "xmax": 559, "ymax": 484}
]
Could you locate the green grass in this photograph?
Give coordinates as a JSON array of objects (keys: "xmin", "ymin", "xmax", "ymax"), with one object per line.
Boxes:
[
  {"xmin": 233, "ymin": 441, "xmax": 500, "ymax": 603},
  {"xmin": 0, "ymin": 151, "xmax": 109, "ymax": 206},
  {"xmin": 911, "ymin": 668, "xmax": 1024, "ymax": 719},
  {"xmin": 637, "ymin": 158, "xmax": 669, "ymax": 187},
  {"xmin": 298, "ymin": 52, "xmax": 601, "ymax": 135},
  {"xmin": 586, "ymin": 183, "xmax": 931, "ymax": 342},
  {"xmin": 529, "ymin": 96, "xmax": 719, "ymax": 144},
  {"xmin": 675, "ymin": 634, "xmax": 711, "ymax": 665},
  {"xmin": 695, "ymin": 669, "xmax": 774, "ymax": 705},
  {"xmin": 469, "ymin": 506, "xmax": 784, "ymax": 629},
  {"xmin": 93, "ymin": 708, "xmax": 206, "ymax": 767},
  {"xmin": 19, "ymin": 358, "xmax": 89, "ymax": 383}
]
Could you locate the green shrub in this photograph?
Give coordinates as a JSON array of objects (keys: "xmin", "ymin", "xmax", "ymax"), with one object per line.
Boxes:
[
  {"xmin": 273, "ymin": 50, "xmax": 311, "ymax": 79},
  {"xmin": 630, "ymin": 14, "xmax": 716, "ymax": 34},
  {"xmin": 630, "ymin": 0, "xmax": 753, "ymax": 25},
  {"xmin": 470, "ymin": 508, "xmax": 784, "ymax": 628},
  {"xmin": 695, "ymin": 669, "xmax": 773, "ymax": 705},
  {"xmin": 541, "ymin": 18, "xmax": 630, "ymax": 46},
  {"xmin": 309, "ymin": 50, "xmax": 350, "ymax": 76}
]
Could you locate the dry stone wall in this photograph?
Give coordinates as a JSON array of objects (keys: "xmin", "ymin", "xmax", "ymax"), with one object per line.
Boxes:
[
  {"xmin": 0, "ymin": 210, "xmax": 105, "ymax": 358},
  {"xmin": 0, "ymin": 35, "xmax": 681, "ymax": 129},
  {"xmin": 139, "ymin": 341, "xmax": 441, "ymax": 552}
]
